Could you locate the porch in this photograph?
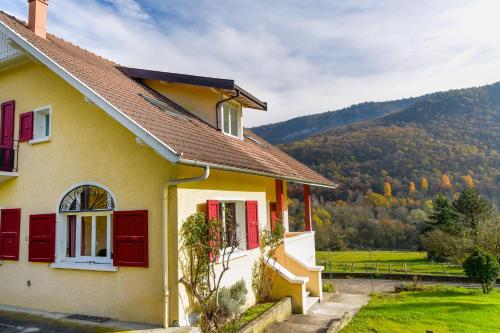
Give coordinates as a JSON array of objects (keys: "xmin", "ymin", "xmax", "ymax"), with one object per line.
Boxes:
[{"xmin": 268, "ymin": 180, "xmax": 324, "ymax": 314}]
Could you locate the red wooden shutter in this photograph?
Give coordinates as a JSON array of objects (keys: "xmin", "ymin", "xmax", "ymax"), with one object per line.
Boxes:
[
  {"xmin": 29, "ymin": 214, "xmax": 56, "ymax": 262},
  {"xmin": 0, "ymin": 209, "xmax": 21, "ymax": 260},
  {"xmin": 246, "ymin": 201, "xmax": 259, "ymax": 250},
  {"xmin": 0, "ymin": 101, "xmax": 15, "ymax": 171},
  {"xmin": 19, "ymin": 112, "xmax": 34, "ymax": 142},
  {"xmin": 113, "ymin": 210, "xmax": 148, "ymax": 267},
  {"xmin": 206, "ymin": 200, "xmax": 220, "ymax": 262}
]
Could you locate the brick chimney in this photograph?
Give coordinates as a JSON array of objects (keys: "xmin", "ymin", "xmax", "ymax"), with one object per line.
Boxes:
[{"xmin": 28, "ymin": 0, "xmax": 48, "ymax": 38}]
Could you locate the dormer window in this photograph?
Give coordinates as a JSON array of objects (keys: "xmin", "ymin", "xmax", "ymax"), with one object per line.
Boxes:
[{"xmin": 220, "ymin": 102, "xmax": 242, "ymax": 138}]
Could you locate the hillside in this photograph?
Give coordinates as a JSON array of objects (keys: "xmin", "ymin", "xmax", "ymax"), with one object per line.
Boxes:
[
  {"xmin": 252, "ymin": 98, "xmax": 419, "ymax": 144},
  {"xmin": 278, "ymin": 83, "xmax": 500, "ymax": 205}
]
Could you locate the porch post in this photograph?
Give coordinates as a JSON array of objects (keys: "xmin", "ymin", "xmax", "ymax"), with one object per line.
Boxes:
[
  {"xmin": 304, "ymin": 184, "xmax": 312, "ymax": 232},
  {"xmin": 275, "ymin": 179, "xmax": 285, "ymax": 218}
]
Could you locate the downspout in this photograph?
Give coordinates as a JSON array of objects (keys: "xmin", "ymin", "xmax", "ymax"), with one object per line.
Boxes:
[
  {"xmin": 162, "ymin": 164, "xmax": 210, "ymax": 328},
  {"xmin": 215, "ymin": 90, "xmax": 240, "ymax": 130}
]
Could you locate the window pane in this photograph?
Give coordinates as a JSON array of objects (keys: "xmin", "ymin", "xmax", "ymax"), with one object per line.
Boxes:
[
  {"xmin": 66, "ymin": 215, "xmax": 76, "ymax": 257},
  {"xmin": 223, "ymin": 106, "xmax": 230, "ymax": 133},
  {"xmin": 45, "ymin": 113, "xmax": 50, "ymax": 137},
  {"xmin": 34, "ymin": 109, "xmax": 50, "ymax": 139},
  {"xmin": 230, "ymin": 108, "xmax": 238, "ymax": 136},
  {"xmin": 224, "ymin": 203, "xmax": 237, "ymax": 247},
  {"xmin": 81, "ymin": 216, "xmax": 92, "ymax": 256},
  {"xmin": 95, "ymin": 216, "xmax": 108, "ymax": 257}
]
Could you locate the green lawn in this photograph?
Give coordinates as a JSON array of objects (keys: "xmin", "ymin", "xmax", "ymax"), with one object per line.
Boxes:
[
  {"xmin": 317, "ymin": 250, "xmax": 464, "ymax": 276},
  {"xmin": 340, "ymin": 286, "xmax": 500, "ymax": 333},
  {"xmin": 223, "ymin": 301, "xmax": 276, "ymax": 332}
]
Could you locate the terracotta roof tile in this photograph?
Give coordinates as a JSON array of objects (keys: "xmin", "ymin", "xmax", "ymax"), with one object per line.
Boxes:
[{"xmin": 0, "ymin": 11, "xmax": 335, "ymax": 187}]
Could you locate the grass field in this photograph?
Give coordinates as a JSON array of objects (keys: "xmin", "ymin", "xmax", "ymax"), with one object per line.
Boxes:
[
  {"xmin": 317, "ymin": 250, "xmax": 465, "ymax": 276},
  {"xmin": 340, "ymin": 286, "xmax": 500, "ymax": 333}
]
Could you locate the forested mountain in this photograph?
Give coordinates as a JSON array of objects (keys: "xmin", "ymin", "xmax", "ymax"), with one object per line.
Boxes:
[
  {"xmin": 270, "ymin": 83, "xmax": 500, "ymax": 206},
  {"xmin": 252, "ymin": 98, "xmax": 419, "ymax": 144}
]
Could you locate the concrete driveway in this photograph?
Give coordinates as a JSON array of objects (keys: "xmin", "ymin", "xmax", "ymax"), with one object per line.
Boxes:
[
  {"xmin": 0, "ymin": 310, "xmax": 112, "ymax": 333},
  {"xmin": 329, "ymin": 278, "xmax": 497, "ymax": 295}
]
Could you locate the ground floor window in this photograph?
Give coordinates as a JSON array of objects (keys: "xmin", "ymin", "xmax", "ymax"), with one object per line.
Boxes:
[
  {"xmin": 58, "ymin": 184, "xmax": 115, "ymax": 265},
  {"xmin": 65, "ymin": 213, "xmax": 112, "ymax": 263},
  {"xmin": 219, "ymin": 201, "xmax": 247, "ymax": 250}
]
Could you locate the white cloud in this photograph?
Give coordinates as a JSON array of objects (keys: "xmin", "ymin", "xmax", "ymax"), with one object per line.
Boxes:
[{"xmin": 2, "ymin": 0, "xmax": 500, "ymax": 126}]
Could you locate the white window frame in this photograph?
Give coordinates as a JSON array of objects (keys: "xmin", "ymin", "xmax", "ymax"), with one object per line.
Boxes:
[
  {"xmin": 219, "ymin": 102, "xmax": 242, "ymax": 139},
  {"xmin": 29, "ymin": 105, "xmax": 52, "ymax": 144},
  {"xmin": 219, "ymin": 201, "xmax": 247, "ymax": 252},
  {"xmin": 60, "ymin": 211, "xmax": 112, "ymax": 265},
  {"xmin": 53, "ymin": 182, "xmax": 117, "ymax": 272}
]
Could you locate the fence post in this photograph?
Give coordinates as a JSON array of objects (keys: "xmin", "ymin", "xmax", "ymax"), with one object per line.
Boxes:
[
  {"xmin": 389, "ymin": 264, "xmax": 391, "ymax": 273},
  {"xmin": 344, "ymin": 263, "xmax": 347, "ymax": 272},
  {"xmin": 442, "ymin": 264, "xmax": 446, "ymax": 276},
  {"xmin": 351, "ymin": 263, "xmax": 354, "ymax": 273}
]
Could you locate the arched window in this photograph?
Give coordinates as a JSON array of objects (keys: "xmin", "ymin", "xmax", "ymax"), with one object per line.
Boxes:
[
  {"xmin": 59, "ymin": 184, "xmax": 114, "ymax": 213},
  {"xmin": 57, "ymin": 184, "xmax": 114, "ymax": 266}
]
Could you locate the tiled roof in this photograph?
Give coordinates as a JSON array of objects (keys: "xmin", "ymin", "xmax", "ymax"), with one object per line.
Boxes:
[{"xmin": 0, "ymin": 12, "xmax": 335, "ymax": 188}]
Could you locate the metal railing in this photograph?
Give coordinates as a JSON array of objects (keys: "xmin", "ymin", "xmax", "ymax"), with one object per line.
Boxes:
[
  {"xmin": 0, "ymin": 139, "xmax": 19, "ymax": 172},
  {"xmin": 319, "ymin": 260, "xmax": 465, "ymax": 277}
]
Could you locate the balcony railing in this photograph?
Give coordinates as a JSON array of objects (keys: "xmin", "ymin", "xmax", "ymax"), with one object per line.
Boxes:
[{"xmin": 0, "ymin": 140, "xmax": 19, "ymax": 173}]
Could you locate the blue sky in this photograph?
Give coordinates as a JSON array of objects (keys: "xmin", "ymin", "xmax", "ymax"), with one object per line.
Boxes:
[{"xmin": 2, "ymin": 0, "xmax": 500, "ymax": 126}]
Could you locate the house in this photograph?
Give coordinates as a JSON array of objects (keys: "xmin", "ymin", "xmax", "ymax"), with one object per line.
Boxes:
[{"xmin": 0, "ymin": 0, "xmax": 336, "ymax": 328}]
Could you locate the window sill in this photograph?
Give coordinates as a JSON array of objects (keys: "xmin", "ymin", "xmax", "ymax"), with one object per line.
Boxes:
[
  {"xmin": 29, "ymin": 136, "xmax": 51, "ymax": 145},
  {"xmin": 218, "ymin": 249, "xmax": 251, "ymax": 263},
  {"xmin": 221, "ymin": 131, "xmax": 243, "ymax": 140},
  {"xmin": 51, "ymin": 262, "xmax": 117, "ymax": 272}
]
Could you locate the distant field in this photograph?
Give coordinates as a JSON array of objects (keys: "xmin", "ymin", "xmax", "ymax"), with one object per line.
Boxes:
[
  {"xmin": 340, "ymin": 286, "xmax": 500, "ymax": 333},
  {"xmin": 317, "ymin": 250, "xmax": 464, "ymax": 276}
]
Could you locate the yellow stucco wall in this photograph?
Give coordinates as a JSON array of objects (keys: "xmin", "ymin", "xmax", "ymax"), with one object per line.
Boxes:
[
  {"xmin": 144, "ymin": 80, "xmax": 222, "ymax": 127},
  {"xmin": 168, "ymin": 166, "xmax": 282, "ymax": 326},
  {"xmin": 0, "ymin": 61, "xmax": 171, "ymax": 324}
]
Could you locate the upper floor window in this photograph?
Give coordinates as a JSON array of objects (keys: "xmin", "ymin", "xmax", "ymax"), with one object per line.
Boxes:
[
  {"xmin": 220, "ymin": 102, "xmax": 242, "ymax": 138},
  {"xmin": 31, "ymin": 105, "xmax": 51, "ymax": 143}
]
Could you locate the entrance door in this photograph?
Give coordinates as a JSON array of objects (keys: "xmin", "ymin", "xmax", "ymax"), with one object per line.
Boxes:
[{"xmin": 0, "ymin": 101, "xmax": 15, "ymax": 171}]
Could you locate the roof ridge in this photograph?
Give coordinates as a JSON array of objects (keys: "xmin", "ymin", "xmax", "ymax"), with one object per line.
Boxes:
[
  {"xmin": 0, "ymin": 10, "xmax": 27, "ymax": 27},
  {"xmin": 0, "ymin": 11, "xmax": 118, "ymax": 67},
  {"xmin": 47, "ymin": 33, "xmax": 119, "ymax": 67}
]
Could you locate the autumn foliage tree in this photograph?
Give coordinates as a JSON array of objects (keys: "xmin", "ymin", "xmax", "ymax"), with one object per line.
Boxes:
[
  {"xmin": 441, "ymin": 174, "xmax": 452, "ymax": 189},
  {"xmin": 463, "ymin": 175, "xmax": 474, "ymax": 188},
  {"xmin": 384, "ymin": 182, "xmax": 392, "ymax": 198},
  {"xmin": 421, "ymin": 177, "xmax": 429, "ymax": 191},
  {"xmin": 409, "ymin": 181, "xmax": 416, "ymax": 195}
]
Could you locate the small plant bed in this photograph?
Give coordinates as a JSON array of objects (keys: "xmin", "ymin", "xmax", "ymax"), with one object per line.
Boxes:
[
  {"xmin": 340, "ymin": 286, "xmax": 500, "ymax": 333},
  {"xmin": 317, "ymin": 250, "xmax": 465, "ymax": 276},
  {"xmin": 223, "ymin": 301, "xmax": 277, "ymax": 333}
]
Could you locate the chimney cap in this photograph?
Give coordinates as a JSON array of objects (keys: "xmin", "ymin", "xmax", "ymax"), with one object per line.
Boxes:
[{"xmin": 28, "ymin": 0, "xmax": 49, "ymax": 3}]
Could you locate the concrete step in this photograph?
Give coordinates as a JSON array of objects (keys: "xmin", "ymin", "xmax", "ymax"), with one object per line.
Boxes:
[
  {"xmin": 287, "ymin": 314, "xmax": 338, "ymax": 327},
  {"xmin": 306, "ymin": 290, "xmax": 311, "ymax": 297},
  {"xmin": 264, "ymin": 320, "xmax": 330, "ymax": 333},
  {"xmin": 305, "ymin": 296, "xmax": 320, "ymax": 313}
]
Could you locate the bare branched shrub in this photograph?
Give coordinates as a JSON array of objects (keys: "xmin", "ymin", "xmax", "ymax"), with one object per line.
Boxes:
[
  {"xmin": 252, "ymin": 222, "xmax": 284, "ymax": 302},
  {"xmin": 180, "ymin": 211, "xmax": 239, "ymax": 333}
]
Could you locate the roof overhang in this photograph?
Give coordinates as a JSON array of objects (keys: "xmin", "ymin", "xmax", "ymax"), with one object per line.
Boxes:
[
  {"xmin": 118, "ymin": 66, "xmax": 268, "ymax": 111},
  {"xmin": 178, "ymin": 158, "xmax": 338, "ymax": 189}
]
